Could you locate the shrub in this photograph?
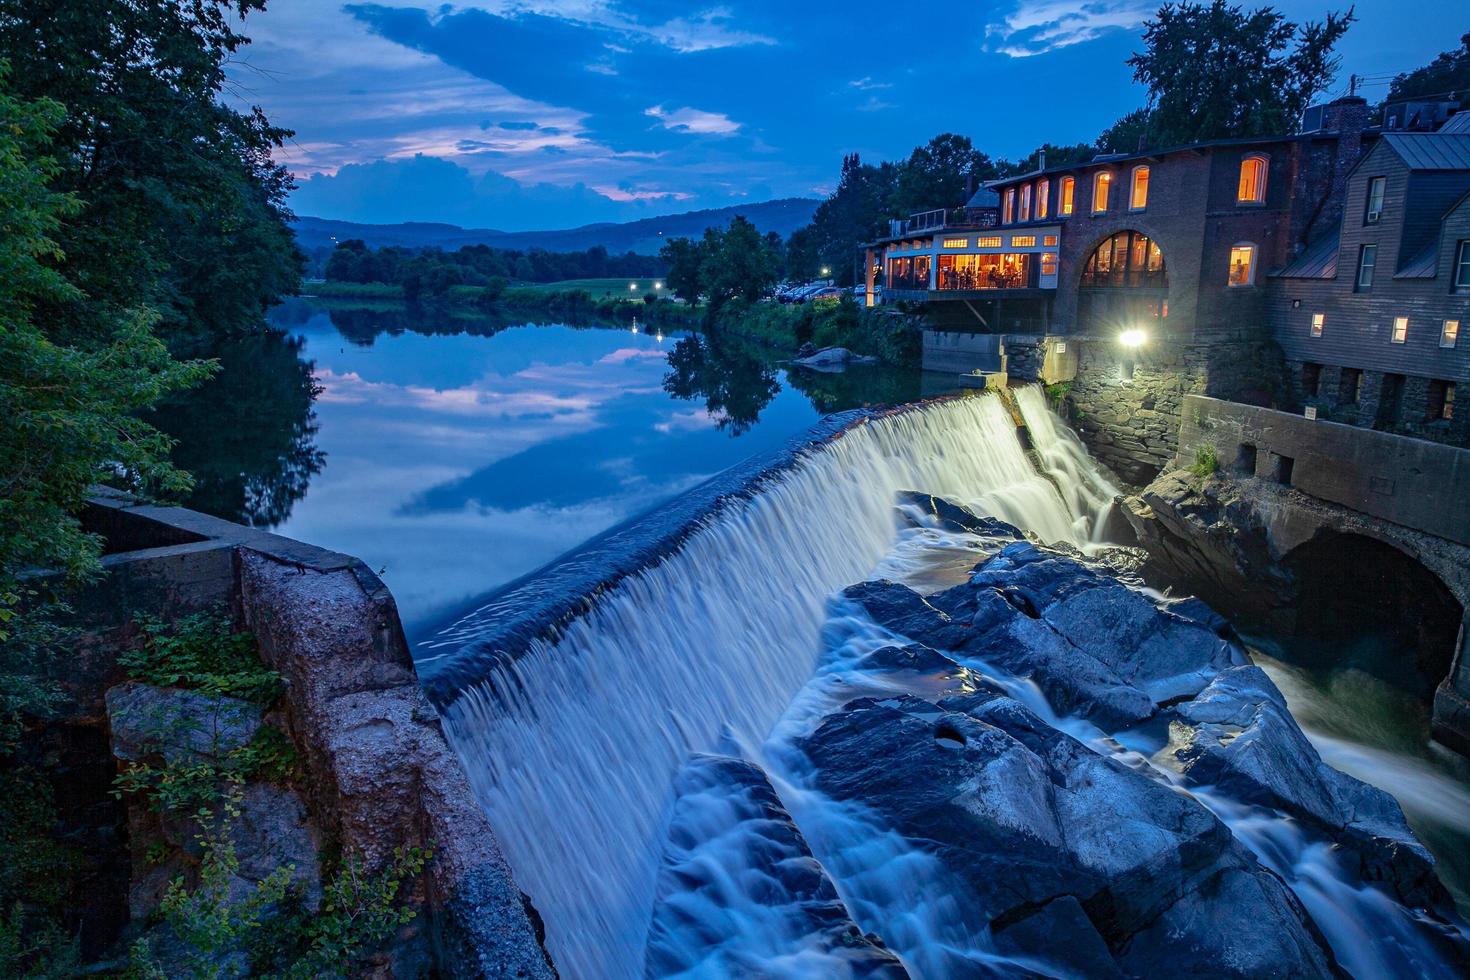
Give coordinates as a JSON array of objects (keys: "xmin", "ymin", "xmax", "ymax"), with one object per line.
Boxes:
[
  {"xmin": 121, "ymin": 611, "xmax": 281, "ymax": 705},
  {"xmin": 1189, "ymin": 443, "xmax": 1220, "ymax": 477}
]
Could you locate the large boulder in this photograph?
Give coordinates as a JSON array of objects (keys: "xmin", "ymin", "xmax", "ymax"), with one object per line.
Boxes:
[
  {"xmin": 106, "ymin": 681, "xmax": 264, "ymax": 765},
  {"xmin": 844, "ymin": 542, "xmax": 1242, "ymax": 728},
  {"xmin": 645, "ymin": 753, "xmax": 908, "ymax": 979},
  {"xmin": 803, "ymin": 693, "xmax": 1338, "ymax": 978}
]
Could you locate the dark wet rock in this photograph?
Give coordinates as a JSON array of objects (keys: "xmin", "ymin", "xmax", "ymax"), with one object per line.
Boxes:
[
  {"xmin": 1166, "ymin": 665, "xmax": 1450, "ymax": 911},
  {"xmin": 106, "ymin": 682, "xmax": 264, "ymax": 765},
  {"xmin": 645, "ymin": 753, "xmax": 909, "ymax": 979},
  {"xmin": 894, "ymin": 491, "xmax": 1026, "ymax": 540},
  {"xmin": 844, "ymin": 542, "xmax": 1242, "ymax": 728},
  {"xmin": 803, "ymin": 694, "xmax": 1338, "ymax": 978},
  {"xmin": 227, "ymin": 783, "xmax": 323, "ymax": 908},
  {"xmin": 792, "ymin": 346, "xmax": 879, "ymax": 370}
]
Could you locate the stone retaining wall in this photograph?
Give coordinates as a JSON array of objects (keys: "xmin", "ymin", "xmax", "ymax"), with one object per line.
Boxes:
[{"xmin": 53, "ymin": 490, "xmax": 555, "ymax": 977}]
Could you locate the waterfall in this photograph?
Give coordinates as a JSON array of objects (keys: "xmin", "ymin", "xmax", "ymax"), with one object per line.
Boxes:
[
  {"xmin": 1013, "ymin": 384, "xmax": 1120, "ymax": 543},
  {"xmin": 436, "ymin": 393, "xmax": 1102, "ymax": 980}
]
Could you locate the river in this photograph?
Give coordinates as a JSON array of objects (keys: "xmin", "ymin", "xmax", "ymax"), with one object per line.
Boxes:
[{"xmin": 163, "ymin": 297, "xmax": 1470, "ymax": 974}]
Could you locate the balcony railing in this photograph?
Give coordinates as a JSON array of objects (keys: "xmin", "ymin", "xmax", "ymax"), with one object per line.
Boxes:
[
  {"xmin": 889, "ymin": 206, "xmax": 1000, "ymax": 238},
  {"xmin": 1080, "ymin": 268, "xmax": 1168, "ymax": 289}
]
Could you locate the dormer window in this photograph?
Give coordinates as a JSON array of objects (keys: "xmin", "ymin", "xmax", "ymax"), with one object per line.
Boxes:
[
  {"xmin": 1237, "ymin": 154, "xmax": 1267, "ymax": 204},
  {"xmin": 1365, "ymin": 176, "xmax": 1386, "ymax": 224},
  {"xmin": 1059, "ymin": 177, "xmax": 1075, "ymax": 216},
  {"xmin": 1036, "ymin": 179, "xmax": 1050, "ymax": 219},
  {"xmin": 1130, "ymin": 166, "xmax": 1150, "ymax": 210},
  {"xmin": 1092, "ymin": 172, "xmax": 1112, "ymax": 213}
]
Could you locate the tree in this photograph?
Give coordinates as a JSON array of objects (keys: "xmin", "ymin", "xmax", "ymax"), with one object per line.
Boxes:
[
  {"xmin": 700, "ymin": 216, "xmax": 781, "ymax": 311},
  {"xmin": 659, "ymin": 237, "xmax": 705, "ymax": 304},
  {"xmin": 1096, "ymin": 109, "xmax": 1155, "ymax": 154},
  {"xmin": 0, "ymin": 0, "xmax": 302, "ymax": 341},
  {"xmin": 996, "ymin": 143, "xmax": 1097, "ymax": 177},
  {"xmin": 892, "ymin": 134, "xmax": 996, "ymax": 215},
  {"xmin": 803, "ymin": 154, "xmax": 899, "ymax": 286},
  {"xmin": 1383, "ymin": 30, "xmax": 1470, "ymax": 112},
  {"xmin": 1126, "ymin": 1, "xmax": 1355, "ymax": 147}
]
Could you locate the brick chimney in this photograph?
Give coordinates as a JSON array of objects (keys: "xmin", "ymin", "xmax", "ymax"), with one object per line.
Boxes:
[{"xmin": 1293, "ymin": 95, "xmax": 1372, "ymax": 246}]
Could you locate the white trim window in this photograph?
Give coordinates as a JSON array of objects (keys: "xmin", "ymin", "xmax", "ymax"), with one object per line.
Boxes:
[
  {"xmin": 1356, "ymin": 244, "xmax": 1377, "ymax": 291},
  {"xmin": 1441, "ymin": 319, "xmax": 1460, "ymax": 349},
  {"xmin": 1391, "ymin": 316, "xmax": 1409, "ymax": 344},
  {"xmin": 1456, "ymin": 241, "xmax": 1470, "ymax": 293},
  {"xmin": 1237, "ymin": 154, "xmax": 1268, "ymax": 204},
  {"xmin": 1310, "ymin": 312, "xmax": 1325, "ymax": 337},
  {"xmin": 1002, "ymin": 188, "xmax": 1015, "ymax": 224},
  {"xmin": 1059, "ymin": 176, "xmax": 1075, "ymax": 216},
  {"xmin": 1092, "ymin": 171, "xmax": 1112, "ymax": 213},
  {"xmin": 1365, "ymin": 176, "xmax": 1386, "ymax": 224},
  {"xmin": 1227, "ymin": 243, "xmax": 1257, "ymax": 287},
  {"xmin": 1035, "ymin": 179, "xmax": 1050, "ymax": 219},
  {"xmin": 1130, "ymin": 165, "xmax": 1150, "ymax": 210},
  {"xmin": 1019, "ymin": 183, "xmax": 1032, "ymax": 223}
]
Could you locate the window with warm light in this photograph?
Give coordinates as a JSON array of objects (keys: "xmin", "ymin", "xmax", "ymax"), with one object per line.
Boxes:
[
  {"xmin": 1356, "ymin": 244, "xmax": 1377, "ymax": 291},
  {"xmin": 1443, "ymin": 319, "xmax": 1461, "ymax": 349},
  {"xmin": 1310, "ymin": 312, "xmax": 1325, "ymax": 337},
  {"xmin": 1092, "ymin": 172, "xmax": 1112, "ymax": 213},
  {"xmin": 975, "ymin": 236, "xmax": 1002, "ymax": 248},
  {"xmin": 1365, "ymin": 176, "xmax": 1386, "ymax": 224},
  {"xmin": 1130, "ymin": 166, "xmax": 1150, "ymax": 210},
  {"xmin": 1059, "ymin": 177, "xmax": 1075, "ymax": 216},
  {"xmin": 1238, "ymin": 155, "xmax": 1267, "ymax": 204},
  {"xmin": 1043, "ymin": 235, "xmax": 1058, "ymax": 246},
  {"xmin": 1036, "ymin": 179, "xmax": 1050, "ymax": 219},
  {"xmin": 942, "ymin": 238, "xmax": 969, "ymax": 248},
  {"xmin": 1041, "ymin": 253, "xmax": 1058, "ymax": 276},
  {"xmin": 1010, "ymin": 235, "xmax": 1037, "ymax": 247},
  {"xmin": 1002, "ymin": 188, "xmax": 1015, "ymax": 224},
  {"xmin": 1391, "ymin": 316, "xmax": 1409, "ymax": 343},
  {"xmin": 1019, "ymin": 184, "xmax": 1032, "ymax": 223},
  {"xmin": 1227, "ymin": 244, "xmax": 1256, "ymax": 286}
]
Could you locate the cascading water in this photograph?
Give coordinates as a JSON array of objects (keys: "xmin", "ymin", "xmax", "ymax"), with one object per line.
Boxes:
[
  {"xmin": 437, "ymin": 393, "xmax": 1107, "ymax": 979},
  {"xmin": 1013, "ymin": 384, "xmax": 1120, "ymax": 543},
  {"xmin": 432, "ymin": 385, "xmax": 1467, "ymax": 978}
]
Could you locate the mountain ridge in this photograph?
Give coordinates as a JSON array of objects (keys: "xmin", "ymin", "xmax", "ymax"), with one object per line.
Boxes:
[{"xmin": 292, "ymin": 197, "xmax": 819, "ymax": 256}]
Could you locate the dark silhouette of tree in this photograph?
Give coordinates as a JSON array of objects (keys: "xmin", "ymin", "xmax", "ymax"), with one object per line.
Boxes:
[
  {"xmin": 1383, "ymin": 30, "xmax": 1470, "ymax": 113},
  {"xmin": 662, "ymin": 335, "xmax": 781, "ymax": 436}
]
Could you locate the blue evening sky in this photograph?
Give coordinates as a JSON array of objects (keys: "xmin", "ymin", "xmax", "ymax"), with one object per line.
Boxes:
[{"xmin": 228, "ymin": 1, "xmax": 1467, "ymax": 230}]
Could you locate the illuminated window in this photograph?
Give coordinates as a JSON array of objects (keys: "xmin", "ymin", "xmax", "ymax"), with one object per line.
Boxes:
[
  {"xmin": 1227, "ymin": 244, "xmax": 1256, "ymax": 286},
  {"xmin": 1443, "ymin": 319, "xmax": 1461, "ymax": 348},
  {"xmin": 1036, "ymin": 179, "xmax": 1050, "ymax": 219},
  {"xmin": 1356, "ymin": 244, "xmax": 1377, "ymax": 291},
  {"xmin": 1391, "ymin": 316, "xmax": 1408, "ymax": 344},
  {"xmin": 1043, "ymin": 235, "xmax": 1058, "ymax": 246},
  {"xmin": 1365, "ymin": 176, "xmax": 1386, "ymax": 224},
  {"xmin": 1130, "ymin": 165, "xmax": 1150, "ymax": 210},
  {"xmin": 1019, "ymin": 183, "xmax": 1032, "ymax": 223},
  {"xmin": 1455, "ymin": 241, "xmax": 1470, "ymax": 292},
  {"xmin": 1002, "ymin": 188, "xmax": 1015, "ymax": 224},
  {"xmin": 975, "ymin": 236, "xmax": 1002, "ymax": 248},
  {"xmin": 1010, "ymin": 235, "xmax": 1037, "ymax": 247},
  {"xmin": 1092, "ymin": 172, "xmax": 1112, "ymax": 213},
  {"xmin": 1041, "ymin": 252, "xmax": 1058, "ymax": 276},
  {"xmin": 1238, "ymin": 154, "xmax": 1267, "ymax": 204},
  {"xmin": 1059, "ymin": 177, "xmax": 1075, "ymax": 216},
  {"xmin": 942, "ymin": 238, "xmax": 969, "ymax": 248},
  {"xmin": 1310, "ymin": 312, "xmax": 1325, "ymax": 337}
]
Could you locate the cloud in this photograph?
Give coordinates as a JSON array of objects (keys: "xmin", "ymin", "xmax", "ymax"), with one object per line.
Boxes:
[
  {"xmin": 987, "ymin": 0, "xmax": 1152, "ymax": 57},
  {"xmin": 645, "ymin": 104, "xmax": 741, "ymax": 136}
]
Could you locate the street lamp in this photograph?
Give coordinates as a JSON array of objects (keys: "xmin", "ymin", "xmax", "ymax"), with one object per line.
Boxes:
[
  {"xmin": 820, "ymin": 266, "xmax": 830, "ymax": 277},
  {"xmin": 1119, "ymin": 328, "xmax": 1147, "ymax": 348},
  {"xmin": 654, "ymin": 281, "xmax": 663, "ymax": 290},
  {"xmin": 629, "ymin": 282, "xmax": 638, "ymax": 292}
]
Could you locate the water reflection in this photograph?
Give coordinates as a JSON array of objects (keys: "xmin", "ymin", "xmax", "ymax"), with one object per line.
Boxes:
[
  {"xmin": 153, "ymin": 332, "xmax": 324, "ymax": 527},
  {"xmin": 162, "ymin": 300, "xmax": 929, "ymax": 634}
]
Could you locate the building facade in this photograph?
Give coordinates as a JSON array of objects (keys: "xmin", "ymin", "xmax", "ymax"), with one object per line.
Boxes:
[{"xmin": 1270, "ymin": 132, "xmax": 1470, "ymax": 445}]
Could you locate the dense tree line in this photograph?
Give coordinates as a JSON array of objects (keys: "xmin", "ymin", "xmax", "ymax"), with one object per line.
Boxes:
[
  {"xmin": 658, "ymin": 217, "xmax": 784, "ymax": 313},
  {"xmin": 323, "ymin": 239, "xmax": 667, "ymax": 297}
]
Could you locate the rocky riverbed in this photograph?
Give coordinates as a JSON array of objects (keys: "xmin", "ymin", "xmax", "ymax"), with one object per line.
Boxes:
[{"xmin": 644, "ymin": 494, "xmax": 1470, "ymax": 978}]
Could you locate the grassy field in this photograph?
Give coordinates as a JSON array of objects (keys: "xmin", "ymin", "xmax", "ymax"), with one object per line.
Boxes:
[{"xmin": 515, "ymin": 277, "xmax": 666, "ymax": 299}]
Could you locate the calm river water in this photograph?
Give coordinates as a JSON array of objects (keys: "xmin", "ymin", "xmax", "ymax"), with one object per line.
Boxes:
[{"xmin": 159, "ymin": 298, "xmax": 938, "ymax": 634}]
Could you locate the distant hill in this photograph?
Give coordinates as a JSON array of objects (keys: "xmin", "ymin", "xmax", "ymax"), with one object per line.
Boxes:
[{"xmin": 291, "ymin": 198, "xmax": 819, "ymax": 256}]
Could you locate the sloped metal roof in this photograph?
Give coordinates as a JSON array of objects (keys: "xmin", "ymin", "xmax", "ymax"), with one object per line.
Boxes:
[
  {"xmin": 1271, "ymin": 230, "xmax": 1339, "ymax": 279},
  {"xmin": 1381, "ymin": 133, "xmax": 1470, "ymax": 170},
  {"xmin": 1439, "ymin": 111, "xmax": 1470, "ymax": 135},
  {"xmin": 966, "ymin": 187, "xmax": 1000, "ymax": 208},
  {"xmin": 1394, "ymin": 245, "xmax": 1439, "ymax": 279}
]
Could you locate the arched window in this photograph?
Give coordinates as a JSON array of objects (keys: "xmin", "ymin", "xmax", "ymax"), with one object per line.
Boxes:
[
  {"xmin": 1228, "ymin": 243, "xmax": 1257, "ymax": 286},
  {"xmin": 1019, "ymin": 183, "xmax": 1032, "ymax": 222},
  {"xmin": 1238, "ymin": 155, "xmax": 1268, "ymax": 204},
  {"xmin": 1036, "ymin": 178, "xmax": 1050, "ymax": 219},
  {"xmin": 1080, "ymin": 231, "xmax": 1166, "ymax": 288},
  {"xmin": 1130, "ymin": 165, "xmax": 1150, "ymax": 210},
  {"xmin": 1002, "ymin": 187, "xmax": 1015, "ymax": 224},
  {"xmin": 1092, "ymin": 171, "xmax": 1112, "ymax": 213},
  {"xmin": 1059, "ymin": 176, "xmax": 1075, "ymax": 216}
]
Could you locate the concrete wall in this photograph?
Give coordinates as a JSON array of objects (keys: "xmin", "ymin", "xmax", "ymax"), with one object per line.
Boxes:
[
  {"xmin": 1176, "ymin": 395, "xmax": 1470, "ymax": 546},
  {"xmin": 53, "ymin": 490, "xmax": 555, "ymax": 978}
]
